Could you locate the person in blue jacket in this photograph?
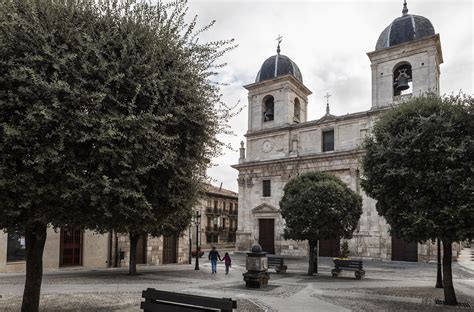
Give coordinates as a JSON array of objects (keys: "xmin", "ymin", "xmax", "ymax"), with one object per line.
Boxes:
[{"xmin": 208, "ymin": 246, "xmax": 222, "ymax": 274}]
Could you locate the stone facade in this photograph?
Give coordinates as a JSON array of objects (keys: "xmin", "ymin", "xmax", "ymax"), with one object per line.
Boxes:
[
  {"xmin": 116, "ymin": 234, "xmax": 189, "ymax": 267},
  {"xmin": 232, "ymin": 6, "xmax": 457, "ymax": 262},
  {"xmin": 368, "ymin": 34, "xmax": 442, "ymax": 109},
  {"xmin": 0, "ymin": 229, "xmax": 110, "ymax": 273}
]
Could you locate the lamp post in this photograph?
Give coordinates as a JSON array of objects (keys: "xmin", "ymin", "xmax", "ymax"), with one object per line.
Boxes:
[
  {"xmin": 435, "ymin": 239, "xmax": 443, "ymax": 288},
  {"xmin": 194, "ymin": 211, "xmax": 201, "ymax": 270},
  {"xmin": 188, "ymin": 226, "xmax": 192, "ymax": 264}
]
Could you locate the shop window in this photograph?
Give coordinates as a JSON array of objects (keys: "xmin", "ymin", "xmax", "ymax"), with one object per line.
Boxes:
[{"xmin": 7, "ymin": 232, "xmax": 26, "ymax": 262}]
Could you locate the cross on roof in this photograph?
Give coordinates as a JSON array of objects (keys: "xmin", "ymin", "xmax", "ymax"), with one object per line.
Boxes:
[
  {"xmin": 324, "ymin": 92, "xmax": 332, "ymax": 115},
  {"xmin": 324, "ymin": 92, "xmax": 332, "ymax": 104}
]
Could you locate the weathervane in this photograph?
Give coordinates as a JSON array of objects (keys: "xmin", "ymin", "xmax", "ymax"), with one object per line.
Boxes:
[
  {"xmin": 324, "ymin": 92, "xmax": 332, "ymax": 115},
  {"xmin": 276, "ymin": 34, "xmax": 283, "ymax": 55}
]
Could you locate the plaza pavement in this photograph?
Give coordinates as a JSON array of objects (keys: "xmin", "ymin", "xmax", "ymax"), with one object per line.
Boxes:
[{"xmin": 0, "ymin": 250, "xmax": 473, "ymax": 311}]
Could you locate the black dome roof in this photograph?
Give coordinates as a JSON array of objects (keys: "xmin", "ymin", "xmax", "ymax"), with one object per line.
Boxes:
[
  {"xmin": 255, "ymin": 54, "xmax": 303, "ymax": 83},
  {"xmin": 375, "ymin": 3, "xmax": 435, "ymax": 50}
]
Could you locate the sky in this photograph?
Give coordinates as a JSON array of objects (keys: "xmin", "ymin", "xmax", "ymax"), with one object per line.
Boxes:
[{"xmin": 184, "ymin": 0, "xmax": 474, "ymax": 192}]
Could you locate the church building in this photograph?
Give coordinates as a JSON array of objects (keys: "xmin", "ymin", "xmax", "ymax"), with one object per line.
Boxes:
[{"xmin": 233, "ymin": 2, "xmax": 448, "ymax": 262}]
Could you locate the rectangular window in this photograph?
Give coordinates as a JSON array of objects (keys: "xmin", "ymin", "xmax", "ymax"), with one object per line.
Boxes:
[
  {"xmin": 7, "ymin": 232, "xmax": 26, "ymax": 262},
  {"xmin": 262, "ymin": 180, "xmax": 271, "ymax": 197},
  {"xmin": 213, "ymin": 200, "xmax": 218, "ymax": 209},
  {"xmin": 322, "ymin": 129, "xmax": 334, "ymax": 152}
]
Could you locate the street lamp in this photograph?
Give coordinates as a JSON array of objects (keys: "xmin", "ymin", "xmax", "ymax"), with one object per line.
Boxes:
[
  {"xmin": 188, "ymin": 225, "xmax": 192, "ymax": 264},
  {"xmin": 193, "ymin": 211, "xmax": 201, "ymax": 270}
]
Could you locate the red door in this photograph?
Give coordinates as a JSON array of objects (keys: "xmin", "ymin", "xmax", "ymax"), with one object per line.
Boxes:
[
  {"xmin": 60, "ymin": 228, "xmax": 83, "ymax": 266},
  {"xmin": 136, "ymin": 235, "xmax": 147, "ymax": 264},
  {"xmin": 162, "ymin": 236, "xmax": 177, "ymax": 264}
]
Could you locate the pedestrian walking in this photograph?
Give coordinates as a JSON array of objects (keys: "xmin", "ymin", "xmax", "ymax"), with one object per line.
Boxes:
[
  {"xmin": 208, "ymin": 246, "xmax": 221, "ymax": 274},
  {"xmin": 222, "ymin": 252, "xmax": 232, "ymax": 275}
]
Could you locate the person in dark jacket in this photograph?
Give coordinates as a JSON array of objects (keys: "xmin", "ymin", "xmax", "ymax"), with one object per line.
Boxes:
[
  {"xmin": 208, "ymin": 246, "xmax": 221, "ymax": 274},
  {"xmin": 222, "ymin": 252, "xmax": 232, "ymax": 275}
]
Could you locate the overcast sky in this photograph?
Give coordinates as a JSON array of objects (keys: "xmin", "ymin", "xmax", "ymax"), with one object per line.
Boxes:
[{"xmin": 184, "ymin": 0, "xmax": 473, "ymax": 192}]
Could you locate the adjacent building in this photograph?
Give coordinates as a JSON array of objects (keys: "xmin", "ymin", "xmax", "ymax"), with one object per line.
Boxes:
[
  {"xmin": 0, "ymin": 229, "xmax": 110, "ymax": 273},
  {"xmin": 192, "ymin": 183, "xmax": 238, "ymax": 250}
]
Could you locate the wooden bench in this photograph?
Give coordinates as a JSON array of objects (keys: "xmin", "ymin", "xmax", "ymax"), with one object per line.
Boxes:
[
  {"xmin": 267, "ymin": 256, "xmax": 287, "ymax": 273},
  {"xmin": 140, "ymin": 288, "xmax": 237, "ymax": 312},
  {"xmin": 331, "ymin": 259, "xmax": 365, "ymax": 280}
]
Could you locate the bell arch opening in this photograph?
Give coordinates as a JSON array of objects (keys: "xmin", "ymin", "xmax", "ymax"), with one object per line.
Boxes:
[
  {"xmin": 294, "ymin": 98, "xmax": 301, "ymax": 122},
  {"xmin": 263, "ymin": 95, "xmax": 274, "ymax": 122},
  {"xmin": 393, "ymin": 62, "xmax": 412, "ymax": 97}
]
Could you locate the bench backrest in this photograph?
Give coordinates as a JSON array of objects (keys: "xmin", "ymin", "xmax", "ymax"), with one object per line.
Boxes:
[
  {"xmin": 267, "ymin": 257, "xmax": 284, "ymax": 265},
  {"xmin": 141, "ymin": 288, "xmax": 236, "ymax": 312},
  {"xmin": 334, "ymin": 260, "xmax": 363, "ymax": 269}
]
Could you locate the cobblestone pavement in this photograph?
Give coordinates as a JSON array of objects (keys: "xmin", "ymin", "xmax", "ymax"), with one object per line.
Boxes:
[{"xmin": 0, "ymin": 253, "xmax": 473, "ymax": 311}]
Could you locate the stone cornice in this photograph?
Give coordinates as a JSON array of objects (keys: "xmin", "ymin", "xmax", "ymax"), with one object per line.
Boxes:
[
  {"xmin": 232, "ymin": 148, "xmax": 364, "ymax": 170},
  {"xmin": 367, "ymin": 34, "xmax": 443, "ymax": 64},
  {"xmin": 252, "ymin": 203, "xmax": 280, "ymax": 214},
  {"xmin": 244, "ymin": 74, "xmax": 312, "ymax": 96},
  {"xmin": 244, "ymin": 107, "xmax": 387, "ymax": 138}
]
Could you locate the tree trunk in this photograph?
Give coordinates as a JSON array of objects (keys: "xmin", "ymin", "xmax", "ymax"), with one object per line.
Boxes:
[
  {"xmin": 442, "ymin": 242, "xmax": 457, "ymax": 305},
  {"xmin": 129, "ymin": 232, "xmax": 139, "ymax": 276},
  {"xmin": 435, "ymin": 239, "xmax": 443, "ymax": 288},
  {"xmin": 307, "ymin": 240, "xmax": 316, "ymax": 276},
  {"xmin": 21, "ymin": 223, "xmax": 48, "ymax": 312}
]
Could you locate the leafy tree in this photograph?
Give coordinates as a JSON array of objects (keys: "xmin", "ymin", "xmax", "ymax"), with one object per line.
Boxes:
[
  {"xmin": 280, "ymin": 172, "xmax": 362, "ymax": 275},
  {"xmin": 0, "ymin": 0, "xmax": 235, "ymax": 310},
  {"xmin": 361, "ymin": 94, "xmax": 473, "ymax": 305}
]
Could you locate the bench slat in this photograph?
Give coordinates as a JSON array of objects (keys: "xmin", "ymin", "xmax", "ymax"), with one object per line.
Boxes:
[
  {"xmin": 141, "ymin": 300, "xmax": 215, "ymax": 312},
  {"xmin": 142, "ymin": 289, "xmax": 234, "ymax": 310}
]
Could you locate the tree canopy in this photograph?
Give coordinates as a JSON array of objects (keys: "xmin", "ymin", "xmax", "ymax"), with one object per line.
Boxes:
[
  {"xmin": 0, "ymin": 0, "xmax": 235, "ymax": 309},
  {"xmin": 280, "ymin": 172, "xmax": 362, "ymax": 275},
  {"xmin": 361, "ymin": 94, "xmax": 473, "ymax": 305},
  {"xmin": 361, "ymin": 94, "xmax": 473, "ymax": 243}
]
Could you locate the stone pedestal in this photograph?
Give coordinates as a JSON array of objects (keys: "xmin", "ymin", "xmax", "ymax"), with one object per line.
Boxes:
[
  {"xmin": 243, "ymin": 244, "xmax": 270, "ymax": 288},
  {"xmin": 243, "ymin": 271, "xmax": 269, "ymax": 288}
]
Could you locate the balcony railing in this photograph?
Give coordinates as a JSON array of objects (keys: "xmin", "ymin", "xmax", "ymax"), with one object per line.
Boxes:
[
  {"xmin": 205, "ymin": 207, "xmax": 222, "ymax": 214},
  {"xmin": 205, "ymin": 225, "xmax": 220, "ymax": 232}
]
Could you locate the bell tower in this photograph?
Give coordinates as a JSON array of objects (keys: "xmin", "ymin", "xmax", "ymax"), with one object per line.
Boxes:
[
  {"xmin": 367, "ymin": 1, "xmax": 443, "ymax": 109},
  {"xmin": 245, "ymin": 39, "xmax": 311, "ymax": 133}
]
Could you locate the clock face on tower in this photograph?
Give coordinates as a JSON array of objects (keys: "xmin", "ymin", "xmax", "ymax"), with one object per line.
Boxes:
[{"xmin": 262, "ymin": 140, "xmax": 273, "ymax": 153}]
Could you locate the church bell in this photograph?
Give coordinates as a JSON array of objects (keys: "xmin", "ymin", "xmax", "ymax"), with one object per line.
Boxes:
[
  {"xmin": 395, "ymin": 69, "xmax": 410, "ymax": 91},
  {"xmin": 264, "ymin": 107, "xmax": 274, "ymax": 120}
]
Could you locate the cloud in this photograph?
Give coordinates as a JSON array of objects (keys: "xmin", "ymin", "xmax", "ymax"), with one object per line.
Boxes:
[{"xmin": 184, "ymin": 0, "xmax": 473, "ymax": 192}]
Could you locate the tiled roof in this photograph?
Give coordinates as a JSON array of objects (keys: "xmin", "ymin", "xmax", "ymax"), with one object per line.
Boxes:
[{"xmin": 204, "ymin": 183, "xmax": 238, "ymax": 198}]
